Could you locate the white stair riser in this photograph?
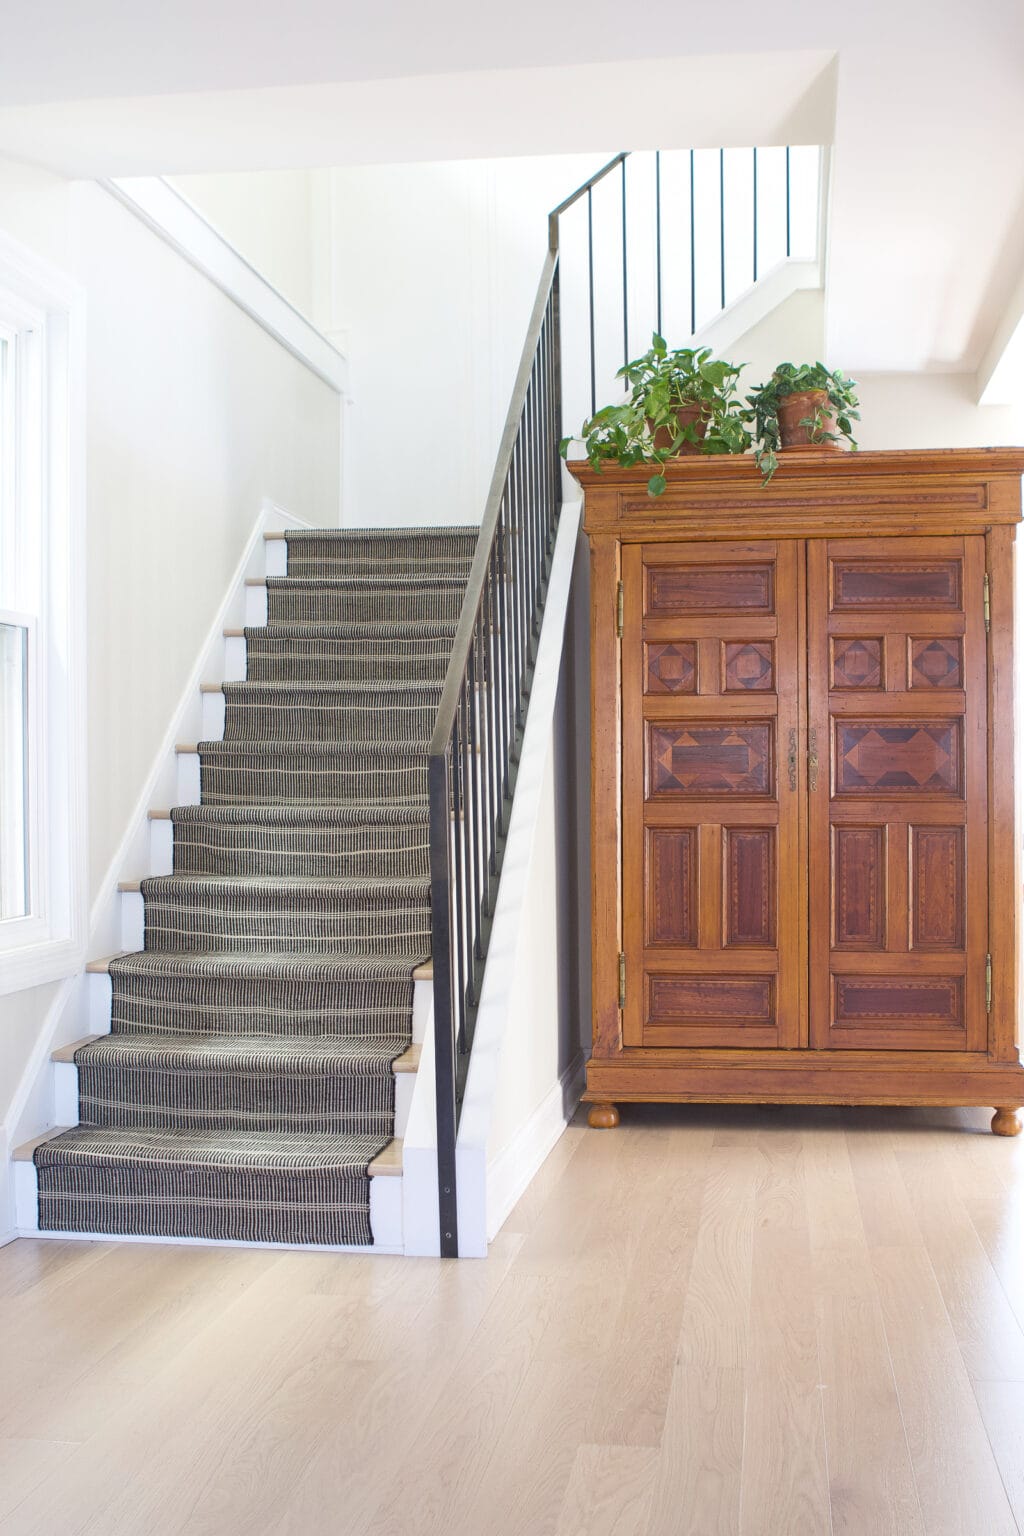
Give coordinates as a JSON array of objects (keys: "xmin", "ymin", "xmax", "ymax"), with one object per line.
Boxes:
[
  {"xmin": 176, "ymin": 751, "xmax": 201, "ymax": 804},
  {"xmin": 15, "ymin": 1159, "xmax": 402, "ymax": 1252},
  {"xmin": 149, "ymin": 817, "xmax": 174, "ymax": 876},
  {"xmin": 245, "ymin": 584, "xmax": 268, "ymax": 625},
  {"xmin": 201, "ymin": 691, "xmax": 226, "ymax": 740},
  {"xmin": 412, "ymin": 979, "xmax": 431, "ymax": 1045},
  {"xmin": 53, "ymin": 1056, "xmax": 413, "ymax": 1139},
  {"xmin": 264, "ymin": 538, "xmax": 288, "ymax": 578},
  {"xmin": 54, "ymin": 1063, "xmax": 80, "ymax": 1127},
  {"xmin": 87, "ymin": 972, "xmax": 114, "ymax": 1035},
  {"xmin": 223, "ymin": 636, "xmax": 247, "ymax": 681},
  {"xmin": 120, "ymin": 890, "xmax": 145, "ymax": 952}
]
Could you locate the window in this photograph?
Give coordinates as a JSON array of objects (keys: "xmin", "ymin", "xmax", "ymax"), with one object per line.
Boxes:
[{"xmin": 0, "ymin": 233, "xmax": 85, "ymax": 995}]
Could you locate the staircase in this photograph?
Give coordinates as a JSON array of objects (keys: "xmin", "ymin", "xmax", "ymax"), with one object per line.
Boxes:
[{"xmin": 15, "ymin": 527, "xmax": 476, "ymax": 1249}]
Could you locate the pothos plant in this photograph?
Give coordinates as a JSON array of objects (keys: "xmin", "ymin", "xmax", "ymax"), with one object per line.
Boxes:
[
  {"xmin": 559, "ymin": 334, "xmax": 751, "ymax": 497},
  {"xmin": 742, "ymin": 361, "xmax": 860, "ymax": 483}
]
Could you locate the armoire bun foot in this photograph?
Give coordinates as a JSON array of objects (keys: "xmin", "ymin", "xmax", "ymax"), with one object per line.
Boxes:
[
  {"xmin": 991, "ymin": 1107, "xmax": 1022, "ymax": 1137},
  {"xmin": 588, "ymin": 1102, "xmax": 620, "ymax": 1129}
]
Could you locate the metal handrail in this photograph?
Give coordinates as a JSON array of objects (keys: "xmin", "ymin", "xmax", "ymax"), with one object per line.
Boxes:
[
  {"xmin": 427, "ymin": 144, "xmax": 813, "ymax": 1255},
  {"xmin": 428, "ymin": 155, "xmax": 628, "ymax": 1257}
]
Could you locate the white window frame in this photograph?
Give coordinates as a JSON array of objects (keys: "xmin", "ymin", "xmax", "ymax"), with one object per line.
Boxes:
[{"xmin": 0, "ymin": 231, "xmax": 86, "ymax": 996}]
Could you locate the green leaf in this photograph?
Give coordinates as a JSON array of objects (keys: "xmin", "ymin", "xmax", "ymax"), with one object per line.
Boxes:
[{"xmin": 647, "ymin": 473, "xmax": 667, "ymax": 497}]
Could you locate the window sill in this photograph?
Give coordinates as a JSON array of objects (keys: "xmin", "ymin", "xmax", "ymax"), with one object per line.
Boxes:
[{"xmin": 0, "ymin": 935, "xmax": 86, "ymax": 997}]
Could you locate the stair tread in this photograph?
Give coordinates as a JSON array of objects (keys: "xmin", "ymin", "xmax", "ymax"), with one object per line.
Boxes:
[
  {"xmin": 243, "ymin": 620, "xmax": 459, "ymax": 638},
  {"xmin": 208, "ymin": 679, "xmax": 446, "ymax": 696},
  {"xmin": 32, "ymin": 1124, "xmax": 397, "ymax": 1174},
  {"xmin": 67, "ymin": 1033, "xmax": 416, "ymax": 1071},
  {"xmin": 168, "ymin": 803, "xmax": 430, "ymax": 826},
  {"xmin": 279, "ymin": 525, "xmax": 478, "ymax": 541},
  {"xmin": 103, "ymin": 949, "xmax": 432, "ymax": 979},
  {"xmin": 185, "ymin": 739, "xmax": 430, "ymax": 758},
  {"xmin": 130, "ymin": 873, "xmax": 431, "ymax": 897}
]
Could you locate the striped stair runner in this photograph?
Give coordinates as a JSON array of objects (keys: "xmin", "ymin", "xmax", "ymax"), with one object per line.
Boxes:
[{"xmin": 34, "ymin": 527, "xmax": 476, "ymax": 1247}]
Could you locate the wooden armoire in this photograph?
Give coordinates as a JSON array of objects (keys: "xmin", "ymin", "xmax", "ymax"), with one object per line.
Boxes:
[{"xmin": 573, "ymin": 448, "xmax": 1024, "ymax": 1135}]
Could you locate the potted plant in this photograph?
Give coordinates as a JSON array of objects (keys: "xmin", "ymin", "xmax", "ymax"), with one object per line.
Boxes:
[
  {"xmin": 743, "ymin": 362, "xmax": 860, "ymax": 482},
  {"xmin": 560, "ymin": 334, "xmax": 751, "ymax": 497}
]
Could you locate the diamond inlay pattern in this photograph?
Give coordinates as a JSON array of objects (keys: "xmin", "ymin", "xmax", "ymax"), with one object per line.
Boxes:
[
  {"xmin": 646, "ymin": 642, "xmax": 697, "ymax": 695},
  {"xmin": 832, "ymin": 637, "xmax": 882, "ymax": 690},
  {"xmin": 911, "ymin": 638, "xmax": 963, "ymax": 689},
  {"xmin": 649, "ymin": 723, "xmax": 773, "ymax": 797},
  {"xmin": 724, "ymin": 642, "xmax": 774, "ymax": 692},
  {"xmin": 835, "ymin": 721, "xmax": 961, "ymax": 795}
]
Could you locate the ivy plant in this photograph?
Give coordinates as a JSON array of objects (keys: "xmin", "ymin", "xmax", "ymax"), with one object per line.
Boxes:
[
  {"xmin": 742, "ymin": 361, "xmax": 860, "ymax": 483},
  {"xmin": 559, "ymin": 334, "xmax": 751, "ymax": 497}
]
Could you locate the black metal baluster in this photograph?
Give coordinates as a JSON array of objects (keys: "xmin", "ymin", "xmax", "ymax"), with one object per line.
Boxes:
[
  {"xmin": 689, "ymin": 148, "xmax": 696, "ymax": 336},
  {"xmin": 753, "ymin": 146, "xmax": 759, "ymax": 282},
  {"xmin": 719, "ymin": 147, "xmax": 726, "ymax": 311},
  {"xmin": 655, "ymin": 151, "xmax": 663, "ymax": 338},
  {"xmin": 587, "ymin": 185, "xmax": 596, "ymax": 419},
  {"xmin": 428, "ymin": 749, "xmax": 458, "ymax": 1258},
  {"xmin": 786, "ymin": 145, "xmax": 792, "ymax": 257},
  {"xmin": 621, "ymin": 157, "xmax": 629, "ymax": 377}
]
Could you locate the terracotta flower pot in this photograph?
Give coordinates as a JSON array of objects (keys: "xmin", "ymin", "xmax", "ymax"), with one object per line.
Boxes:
[
  {"xmin": 777, "ymin": 388, "xmax": 843, "ymax": 451},
  {"xmin": 648, "ymin": 403, "xmax": 708, "ymax": 455}
]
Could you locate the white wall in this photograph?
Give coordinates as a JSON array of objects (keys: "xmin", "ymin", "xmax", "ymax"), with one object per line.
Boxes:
[
  {"xmin": 322, "ymin": 154, "xmax": 604, "ymax": 526},
  {"xmin": 854, "ymin": 371, "xmax": 1024, "ymax": 451},
  {"xmin": 0, "ymin": 154, "xmax": 341, "ymax": 1171},
  {"xmin": 168, "ymin": 169, "xmax": 325, "ymax": 320}
]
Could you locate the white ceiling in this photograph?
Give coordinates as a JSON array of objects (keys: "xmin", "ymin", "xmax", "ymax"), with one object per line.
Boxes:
[{"xmin": 1, "ymin": 0, "xmax": 1022, "ymax": 376}]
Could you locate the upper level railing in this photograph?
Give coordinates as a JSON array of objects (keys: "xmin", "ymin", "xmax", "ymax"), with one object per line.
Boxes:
[{"xmin": 428, "ymin": 146, "xmax": 823, "ymax": 1256}]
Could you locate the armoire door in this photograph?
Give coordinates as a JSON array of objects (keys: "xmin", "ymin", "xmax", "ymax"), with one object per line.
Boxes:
[
  {"xmin": 807, "ymin": 536, "xmax": 989, "ymax": 1051},
  {"xmin": 622, "ymin": 540, "xmax": 805, "ymax": 1049}
]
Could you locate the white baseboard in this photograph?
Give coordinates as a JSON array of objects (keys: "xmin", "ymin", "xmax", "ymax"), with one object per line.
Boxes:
[{"xmin": 485, "ymin": 1052, "xmax": 585, "ymax": 1244}]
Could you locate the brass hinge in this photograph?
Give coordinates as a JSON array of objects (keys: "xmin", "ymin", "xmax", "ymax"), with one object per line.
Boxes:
[
  {"xmin": 986, "ymin": 953, "xmax": 992, "ymax": 1013},
  {"xmin": 984, "ymin": 572, "xmax": 991, "ymax": 634},
  {"xmin": 618, "ymin": 951, "xmax": 626, "ymax": 1009},
  {"xmin": 616, "ymin": 581, "xmax": 624, "ymax": 638}
]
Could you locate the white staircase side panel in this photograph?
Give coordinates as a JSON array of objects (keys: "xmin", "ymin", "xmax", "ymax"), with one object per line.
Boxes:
[{"xmin": 449, "ymin": 501, "xmax": 583, "ymax": 1258}]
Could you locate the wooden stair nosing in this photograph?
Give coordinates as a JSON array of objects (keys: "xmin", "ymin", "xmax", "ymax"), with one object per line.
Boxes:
[{"xmin": 14, "ymin": 1125, "xmax": 403, "ymax": 1180}]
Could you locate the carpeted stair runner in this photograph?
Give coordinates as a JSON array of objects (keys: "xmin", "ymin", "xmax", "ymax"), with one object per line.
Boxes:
[{"xmin": 34, "ymin": 526, "xmax": 475, "ymax": 1247}]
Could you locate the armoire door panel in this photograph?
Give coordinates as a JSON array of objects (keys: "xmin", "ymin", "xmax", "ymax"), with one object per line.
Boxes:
[
  {"xmin": 623, "ymin": 539, "xmax": 804, "ymax": 1051},
  {"xmin": 808, "ymin": 535, "xmax": 987, "ymax": 1052}
]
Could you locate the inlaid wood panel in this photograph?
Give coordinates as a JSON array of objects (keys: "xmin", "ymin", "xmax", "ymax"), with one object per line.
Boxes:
[
  {"xmin": 833, "ymin": 826, "xmax": 886, "ymax": 949},
  {"xmin": 831, "ymin": 559, "xmax": 962, "ymax": 610},
  {"xmin": 725, "ymin": 828, "xmax": 776, "ymax": 946},
  {"xmin": 647, "ymin": 974, "xmax": 775, "ymax": 1027},
  {"xmin": 809, "ymin": 535, "xmax": 986, "ymax": 1053},
  {"xmin": 646, "ymin": 562, "xmax": 774, "ymax": 617},
  {"xmin": 623, "ymin": 540, "xmax": 803, "ymax": 1051},
  {"xmin": 911, "ymin": 637, "xmax": 963, "ymax": 689},
  {"xmin": 723, "ymin": 641, "xmax": 774, "ymax": 691},
  {"xmin": 646, "ymin": 829, "xmax": 698, "ymax": 946},
  {"xmin": 912, "ymin": 827, "xmax": 965, "ymax": 950},
  {"xmin": 834, "ymin": 720, "xmax": 963, "ymax": 797},
  {"xmin": 832, "ymin": 637, "xmax": 883, "ymax": 690},
  {"xmin": 833, "ymin": 976, "xmax": 963, "ymax": 1032},
  {"xmin": 645, "ymin": 641, "xmax": 697, "ymax": 694},
  {"xmin": 647, "ymin": 722, "xmax": 774, "ymax": 798}
]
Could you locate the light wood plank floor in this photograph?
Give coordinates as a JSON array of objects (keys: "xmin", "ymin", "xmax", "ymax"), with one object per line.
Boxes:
[{"xmin": 1, "ymin": 1103, "xmax": 1023, "ymax": 1535}]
